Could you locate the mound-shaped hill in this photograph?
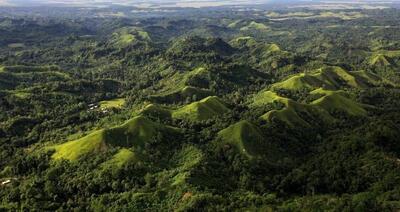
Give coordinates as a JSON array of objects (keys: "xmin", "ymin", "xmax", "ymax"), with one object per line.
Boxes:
[
  {"xmin": 310, "ymin": 91, "xmax": 367, "ymax": 116},
  {"xmin": 0, "ymin": 65, "xmax": 70, "ymax": 90},
  {"xmin": 240, "ymin": 21, "xmax": 269, "ymax": 31},
  {"xmin": 142, "ymin": 95, "xmax": 230, "ymax": 121},
  {"xmin": 50, "ymin": 116, "xmax": 179, "ymax": 161},
  {"xmin": 229, "ymin": 36, "xmax": 258, "ymax": 48},
  {"xmin": 51, "ymin": 129, "xmax": 107, "ymax": 161},
  {"xmin": 141, "ymin": 104, "xmax": 173, "ymax": 119},
  {"xmin": 153, "ymin": 65, "xmax": 269, "ymax": 102},
  {"xmin": 154, "ymin": 67, "xmax": 210, "ymax": 94},
  {"xmin": 218, "ymin": 120, "xmax": 279, "ymax": 158},
  {"xmin": 229, "ymin": 37, "xmax": 297, "ymax": 70},
  {"xmin": 368, "ymin": 54, "xmax": 393, "ymax": 66},
  {"xmin": 261, "ymin": 98, "xmax": 329, "ymax": 128},
  {"xmin": 251, "ymin": 90, "xmax": 290, "ymax": 107},
  {"xmin": 150, "ymin": 86, "xmax": 214, "ymax": 104},
  {"xmin": 367, "ymin": 50, "xmax": 400, "ymax": 67},
  {"xmin": 172, "ymin": 96, "xmax": 230, "ymax": 121},
  {"xmin": 187, "ymin": 25, "xmax": 236, "ymax": 40},
  {"xmin": 101, "ymin": 148, "xmax": 136, "ymax": 169},
  {"xmin": 166, "ymin": 36, "xmax": 235, "ymax": 59},
  {"xmin": 271, "ymin": 66, "xmax": 382, "ymax": 91},
  {"xmin": 108, "ymin": 27, "xmax": 151, "ymax": 48},
  {"xmin": 259, "ymin": 90, "xmax": 366, "ymax": 127},
  {"xmin": 150, "ymin": 67, "xmax": 215, "ymax": 103},
  {"xmin": 230, "ymin": 37, "xmax": 281, "ymax": 54}
]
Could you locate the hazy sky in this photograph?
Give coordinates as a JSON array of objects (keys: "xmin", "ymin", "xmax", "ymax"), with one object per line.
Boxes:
[
  {"xmin": 1, "ymin": 0, "xmax": 273, "ymax": 6},
  {"xmin": 0, "ymin": 0, "xmax": 398, "ymax": 7}
]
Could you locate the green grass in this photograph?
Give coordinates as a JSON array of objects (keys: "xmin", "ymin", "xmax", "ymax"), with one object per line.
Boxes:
[
  {"xmin": 318, "ymin": 11, "xmax": 366, "ymax": 20},
  {"xmin": 99, "ymin": 98, "xmax": 125, "ymax": 109},
  {"xmin": 143, "ymin": 96, "xmax": 229, "ymax": 121},
  {"xmin": 227, "ymin": 20, "xmax": 242, "ymax": 28},
  {"xmin": 137, "ymin": 30, "xmax": 151, "ymax": 40},
  {"xmin": 240, "ymin": 21, "xmax": 269, "ymax": 31},
  {"xmin": 352, "ymin": 70, "xmax": 383, "ymax": 85},
  {"xmin": 251, "ymin": 90, "xmax": 289, "ymax": 107},
  {"xmin": 118, "ymin": 34, "xmax": 136, "ymax": 46},
  {"xmin": 110, "ymin": 27, "xmax": 151, "ymax": 48},
  {"xmin": 172, "ymin": 96, "xmax": 230, "ymax": 121},
  {"xmin": 261, "ymin": 101, "xmax": 314, "ymax": 128},
  {"xmin": 140, "ymin": 104, "xmax": 172, "ymax": 119},
  {"xmin": 150, "ymin": 86, "xmax": 214, "ymax": 104},
  {"xmin": 260, "ymin": 90, "xmax": 366, "ymax": 127},
  {"xmin": 218, "ymin": 120, "xmax": 266, "ymax": 157},
  {"xmin": 154, "ymin": 67, "xmax": 209, "ymax": 95},
  {"xmin": 254, "ymin": 84, "xmax": 367, "ymax": 127},
  {"xmin": 367, "ymin": 50, "xmax": 400, "ymax": 66},
  {"xmin": 12, "ymin": 91, "xmax": 31, "ymax": 99},
  {"xmin": 311, "ymin": 92, "xmax": 367, "ymax": 116},
  {"xmin": 368, "ymin": 54, "xmax": 391, "ymax": 66},
  {"xmin": 267, "ymin": 43, "xmax": 281, "ymax": 52},
  {"xmin": 101, "ymin": 148, "xmax": 136, "ymax": 169},
  {"xmin": 272, "ymin": 73, "xmax": 325, "ymax": 91},
  {"xmin": 230, "ymin": 36, "xmax": 258, "ymax": 48},
  {"xmin": 50, "ymin": 116, "xmax": 178, "ymax": 161},
  {"xmin": 271, "ymin": 66, "xmax": 379, "ymax": 91},
  {"xmin": 173, "ymin": 146, "xmax": 203, "ymax": 170},
  {"xmin": 51, "ymin": 129, "xmax": 107, "ymax": 161},
  {"xmin": 104, "ymin": 115, "xmax": 177, "ymax": 147}
]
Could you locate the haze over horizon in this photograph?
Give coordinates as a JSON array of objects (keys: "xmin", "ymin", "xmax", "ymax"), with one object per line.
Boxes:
[{"xmin": 0, "ymin": 0, "xmax": 399, "ymax": 8}]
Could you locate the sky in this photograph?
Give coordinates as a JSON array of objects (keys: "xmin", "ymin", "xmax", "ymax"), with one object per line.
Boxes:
[
  {"xmin": 0, "ymin": 0, "xmax": 398, "ymax": 8},
  {"xmin": 0, "ymin": 0, "xmax": 272, "ymax": 7}
]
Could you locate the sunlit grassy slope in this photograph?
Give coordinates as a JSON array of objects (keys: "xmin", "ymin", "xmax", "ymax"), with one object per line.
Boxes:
[
  {"xmin": 50, "ymin": 116, "xmax": 178, "ymax": 161},
  {"xmin": 257, "ymin": 89, "xmax": 367, "ymax": 127},
  {"xmin": 100, "ymin": 98, "xmax": 125, "ymax": 109},
  {"xmin": 172, "ymin": 96, "xmax": 230, "ymax": 121},
  {"xmin": 218, "ymin": 120, "xmax": 265, "ymax": 157},
  {"xmin": 271, "ymin": 66, "xmax": 382, "ymax": 91},
  {"xmin": 110, "ymin": 27, "xmax": 151, "ymax": 48},
  {"xmin": 240, "ymin": 21, "xmax": 269, "ymax": 31},
  {"xmin": 150, "ymin": 86, "xmax": 214, "ymax": 104},
  {"xmin": 101, "ymin": 148, "xmax": 136, "ymax": 169}
]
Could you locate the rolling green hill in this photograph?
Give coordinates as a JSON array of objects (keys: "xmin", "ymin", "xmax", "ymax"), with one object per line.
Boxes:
[
  {"xmin": 50, "ymin": 116, "xmax": 179, "ymax": 161},
  {"xmin": 310, "ymin": 92, "xmax": 367, "ymax": 116},
  {"xmin": 2, "ymin": 9, "xmax": 400, "ymax": 212},
  {"xmin": 109, "ymin": 27, "xmax": 151, "ymax": 48},
  {"xmin": 99, "ymin": 98, "xmax": 125, "ymax": 109},
  {"xmin": 101, "ymin": 148, "xmax": 136, "ymax": 169},
  {"xmin": 271, "ymin": 66, "xmax": 382, "ymax": 91},
  {"xmin": 140, "ymin": 104, "xmax": 173, "ymax": 119},
  {"xmin": 259, "ymin": 90, "xmax": 367, "ymax": 127},
  {"xmin": 51, "ymin": 129, "xmax": 107, "ymax": 161},
  {"xmin": 142, "ymin": 96, "xmax": 230, "ymax": 121},
  {"xmin": 251, "ymin": 90, "xmax": 290, "ymax": 107},
  {"xmin": 240, "ymin": 21, "xmax": 269, "ymax": 31},
  {"xmin": 217, "ymin": 120, "xmax": 266, "ymax": 157},
  {"xmin": 150, "ymin": 86, "xmax": 214, "ymax": 104},
  {"xmin": 172, "ymin": 96, "xmax": 230, "ymax": 121},
  {"xmin": 217, "ymin": 120, "xmax": 280, "ymax": 159},
  {"xmin": 152, "ymin": 67, "xmax": 211, "ymax": 98},
  {"xmin": 0, "ymin": 65, "xmax": 70, "ymax": 90}
]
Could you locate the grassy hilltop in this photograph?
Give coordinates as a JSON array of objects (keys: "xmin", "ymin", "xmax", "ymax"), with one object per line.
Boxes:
[{"xmin": 1, "ymin": 7, "xmax": 400, "ymax": 212}]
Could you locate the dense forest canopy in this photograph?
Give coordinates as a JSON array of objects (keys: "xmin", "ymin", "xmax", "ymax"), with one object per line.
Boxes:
[{"xmin": 0, "ymin": 3, "xmax": 400, "ymax": 211}]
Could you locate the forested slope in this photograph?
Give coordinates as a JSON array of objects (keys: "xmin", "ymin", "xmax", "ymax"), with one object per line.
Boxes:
[{"xmin": 0, "ymin": 8, "xmax": 400, "ymax": 211}]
